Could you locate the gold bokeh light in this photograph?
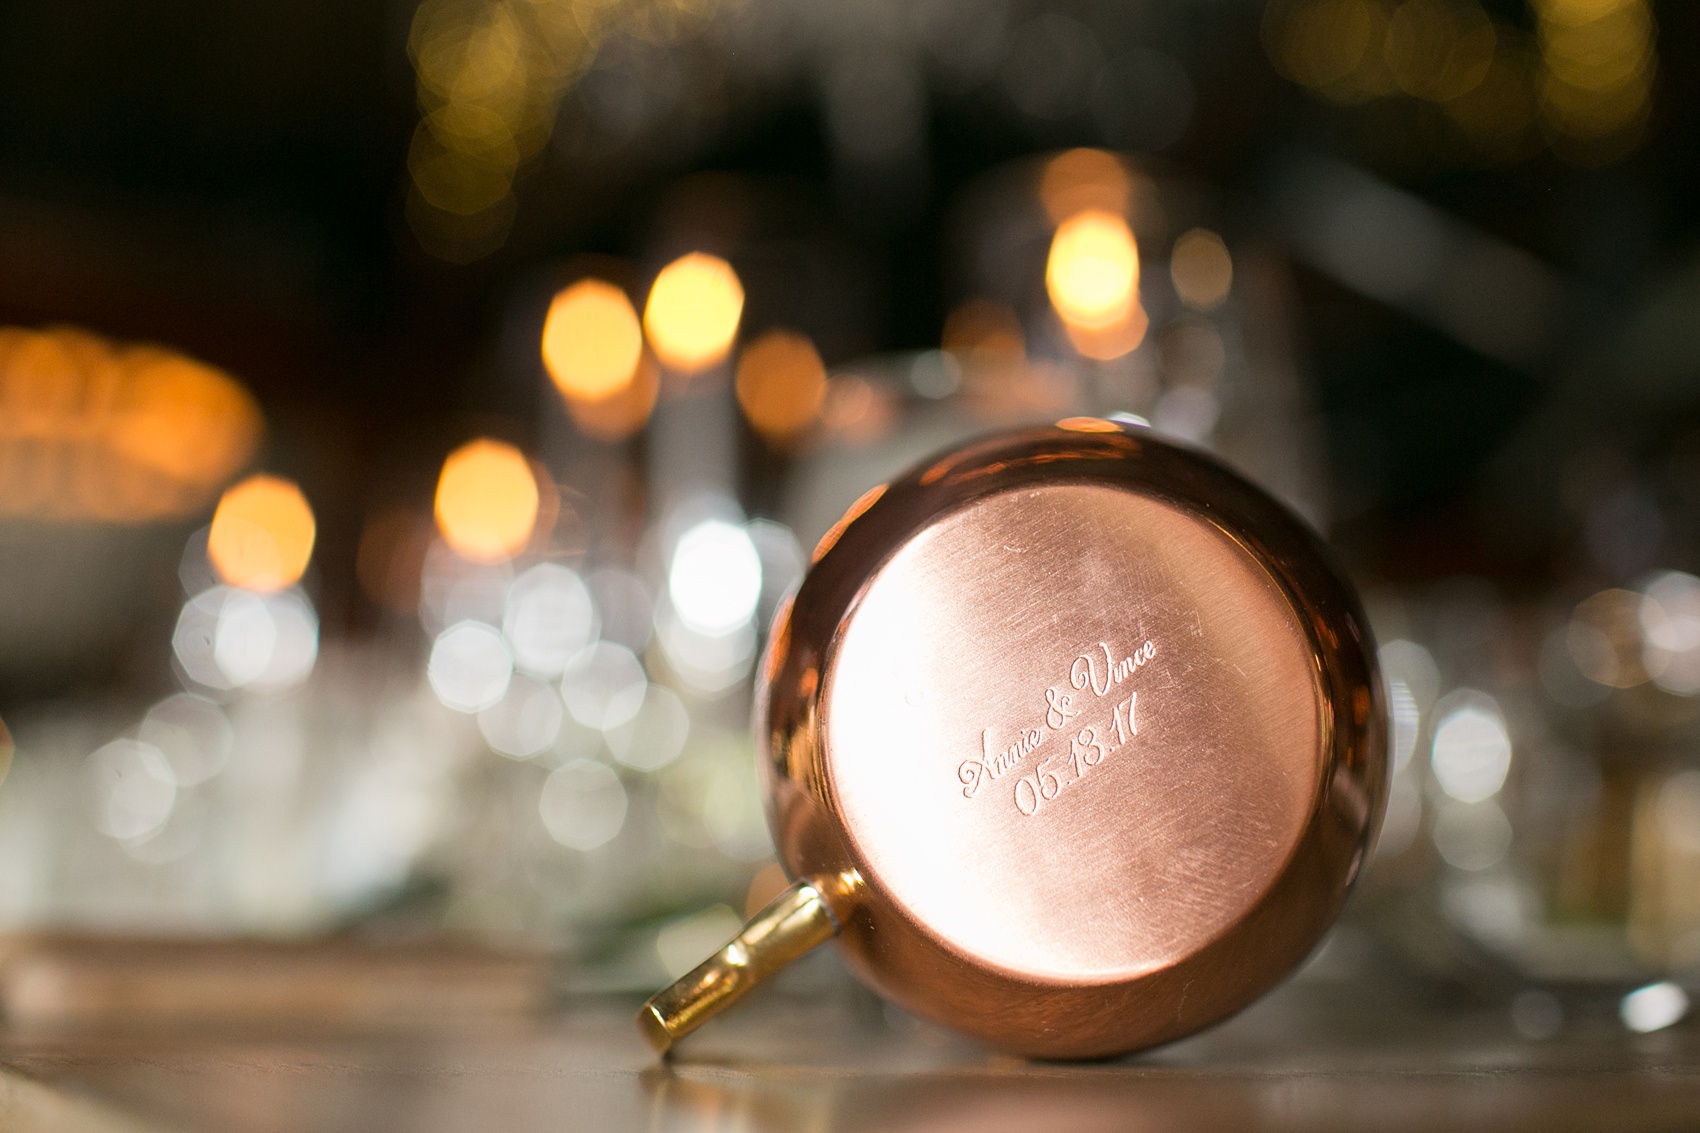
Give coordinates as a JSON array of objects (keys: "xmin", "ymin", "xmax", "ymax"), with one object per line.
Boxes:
[
  {"xmin": 0, "ymin": 326, "xmax": 261, "ymax": 523},
  {"xmin": 1170, "ymin": 229, "xmax": 1234, "ymax": 311},
  {"xmin": 1039, "ymin": 149, "xmax": 1132, "ymax": 225},
  {"xmin": 1263, "ymin": 0, "xmax": 1657, "ymax": 165},
  {"xmin": 542, "ymin": 279, "xmax": 644, "ymax": 403},
  {"xmin": 566, "ymin": 354, "xmax": 659, "ymax": 442},
  {"xmin": 208, "ymin": 475, "xmax": 316, "ymax": 593},
  {"xmin": 1047, "ymin": 210, "xmax": 1141, "ymax": 333},
  {"xmin": 735, "ymin": 330, "xmax": 828, "ymax": 444},
  {"xmin": 434, "ymin": 438, "xmax": 540, "ymax": 562},
  {"xmin": 643, "ymin": 253, "xmax": 745, "ymax": 373}
]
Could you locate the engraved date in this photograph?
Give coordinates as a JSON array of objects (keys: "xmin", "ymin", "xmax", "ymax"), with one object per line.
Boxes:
[{"xmin": 1012, "ymin": 693, "xmax": 1137, "ymax": 817}]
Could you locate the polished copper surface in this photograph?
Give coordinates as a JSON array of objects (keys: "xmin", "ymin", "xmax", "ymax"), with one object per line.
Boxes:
[
  {"xmin": 825, "ymin": 482, "xmax": 1320, "ymax": 985},
  {"xmin": 652, "ymin": 420, "xmax": 1385, "ymax": 1059}
]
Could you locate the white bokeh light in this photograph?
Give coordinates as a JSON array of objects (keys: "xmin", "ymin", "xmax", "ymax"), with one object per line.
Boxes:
[
  {"xmin": 657, "ymin": 610, "xmax": 756, "ymax": 695},
  {"xmin": 1621, "ymin": 981, "xmax": 1689, "ymax": 1034},
  {"xmin": 503, "ymin": 563, "xmax": 597, "ymax": 677},
  {"xmin": 1432, "ymin": 799, "xmax": 1512, "ymax": 871},
  {"xmin": 668, "ymin": 519, "xmax": 762, "ymax": 636},
  {"xmin": 1642, "ymin": 571, "xmax": 1700, "ymax": 695},
  {"xmin": 586, "ymin": 567, "xmax": 653, "ymax": 653},
  {"xmin": 1431, "ymin": 699, "xmax": 1512, "ymax": 803},
  {"xmin": 418, "ymin": 539, "xmax": 512, "ymax": 633},
  {"xmin": 173, "ymin": 586, "xmax": 319, "ymax": 692},
  {"xmin": 428, "ymin": 620, "xmax": 514, "ymax": 713},
  {"xmin": 478, "ymin": 674, "xmax": 565, "ymax": 759},
  {"xmin": 138, "ymin": 693, "xmax": 233, "ymax": 787},
  {"xmin": 539, "ymin": 758, "xmax": 628, "ymax": 851},
  {"xmin": 255, "ymin": 591, "xmax": 319, "ymax": 690},
  {"xmin": 1387, "ymin": 678, "xmax": 1420, "ymax": 773},
  {"xmin": 559, "ymin": 641, "xmax": 647, "ymax": 730},
  {"xmin": 86, "ymin": 739, "xmax": 176, "ymax": 842},
  {"xmin": 606, "ymin": 685, "xmax": 691, "ymax": 772},
  {"xmin": 214, "ymin": 590, "xmax": 277, "ymax": 686}
]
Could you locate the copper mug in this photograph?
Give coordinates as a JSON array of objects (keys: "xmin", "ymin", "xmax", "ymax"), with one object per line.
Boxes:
[{"xmin": 641, "ymin": 419, "xmax": 1386, "ymax": 1059}]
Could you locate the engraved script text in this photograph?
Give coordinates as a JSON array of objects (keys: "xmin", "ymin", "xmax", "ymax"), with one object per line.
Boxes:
[{"xmin": 956, "ymin": 640, "xmax": 1156, "ymax": 812}]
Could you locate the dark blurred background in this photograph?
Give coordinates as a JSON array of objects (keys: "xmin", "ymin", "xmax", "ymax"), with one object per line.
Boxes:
[{"xmin": 4, "ymin": 0, "xmax": 1695, "ymax": 641}]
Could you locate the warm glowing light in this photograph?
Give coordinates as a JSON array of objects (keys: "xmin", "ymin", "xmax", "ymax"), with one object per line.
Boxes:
[
  {"xmin": 1170, "ymin": 229, "xmax": 1235, "ymax": 310},
  {"xmin": 1039, "ymin": 149, "xmax": 1132, "ymax": 225},
  {"xmin": 643, "ymin": 253, "xmax": 744, "ymax": 372},
  {"xmin": 207, "ymin": 475, "xmax": 316, "ymax": 592},
  {"xmin": 735, "ymin": 330, "xmax": 828, "ymax": 443},
  {"xmin": 1047, "ymin": 210, "xmax": 1140, "ymax": 332},
  {"xmin": 541, "ymin": 279, "xmax": 644, "ymax": 402},
  {"xmin": 434, "ymin": 439, "xmax": 540, "ymax": 563},
  {"xmin": 1262, "ymin": 0, "xmax": 1397, "ymax": 102},
  {"xmin": 1534, "ymin": 0, "xmax": 1656, "ymax": 160},
  {"xmin": 0, "ymin": 326, "xmax": 261, "ymax": 523},
  {"xmin": 1065, "ymin": 306, "xmax": 1149, "ymax": 361},
  {"xmin": 564, "ymin": 355, "xmax": 659, "ymax": 442}
]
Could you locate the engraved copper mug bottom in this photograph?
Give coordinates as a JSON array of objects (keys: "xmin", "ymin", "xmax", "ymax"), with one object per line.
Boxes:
[{"xmin": 641, "ymin": 419, "xmax": 1387, "ymax": 1059}]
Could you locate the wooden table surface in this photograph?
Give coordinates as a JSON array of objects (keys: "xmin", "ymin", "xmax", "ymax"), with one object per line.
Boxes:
[{"xmin": 0, "ymin": 967, "xmax": 1695, "ymax": 1133}]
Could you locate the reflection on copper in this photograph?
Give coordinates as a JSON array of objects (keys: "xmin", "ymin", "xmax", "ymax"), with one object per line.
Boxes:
[
  {"xmin": 811, "ymin": 483, "xmax": 886, "ymax": 564},
  {"xmin": 1056, "ymin": 416, "xmax": 1124, "ymax": 434},
  {"xmin": 648, "ymin": 422, "xmax": 1386, "ymax": 1059},
  {"xmin": 0, "ymin": 326, "xmax": 261, "ymax": 522}
]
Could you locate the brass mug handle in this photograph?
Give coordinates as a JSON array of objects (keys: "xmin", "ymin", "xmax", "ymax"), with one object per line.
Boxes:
[{"xmin": 638, "ymin": 871, "xmax": 863, "ymax": 1054}]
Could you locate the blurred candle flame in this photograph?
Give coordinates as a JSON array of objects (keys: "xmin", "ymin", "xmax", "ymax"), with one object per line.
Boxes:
[
  {"xmin": 434, "ymin": 439, "xmax": 540, "ymax": 563},
  {"xmin": 542, "ymin": 279, "xmax": 644, "ymax": 402},
  {"xmin": 643, "ymin": 253, "xmax": 744, "ymax": 373},
  {"xmin": 1047, "ymin": 210, "xmax": 1141, "ymax": 331},
  {"xmin": 207, "ymin": 475, "xmax": 316, "ymax": 593}
]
